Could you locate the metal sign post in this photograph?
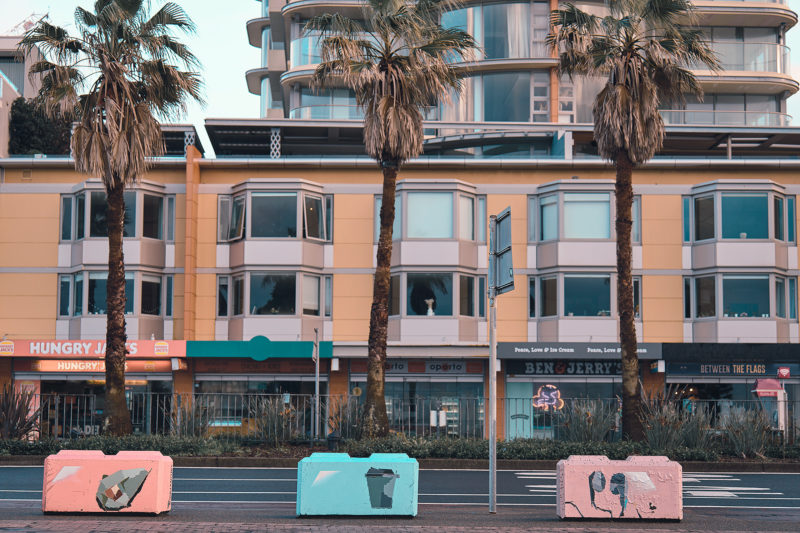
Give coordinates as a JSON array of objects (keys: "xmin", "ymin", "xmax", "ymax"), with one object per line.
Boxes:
[
  {"xmin": 488, "ymin": 207, "xmax": 513, "ymax": 515},
  {"xmin": 314, "ymin": 327, "xmax": 320, "ymax": 442}
]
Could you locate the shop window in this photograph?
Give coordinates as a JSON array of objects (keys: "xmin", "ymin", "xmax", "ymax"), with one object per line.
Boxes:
[
  {"xmin": 479, "ymin": 276, "xmax": 486, "ymax": 318},
  {"xmin": 303, "ymin": 275, "xmax": 321, "ymax": 316},
  {"xmin": 459, "ymin": 274, "xmax": 475, "ymax": 316},
  {"xmin": 59, "ymin": 275, "xmax": 71, "ymax": 316},
  {"xmin": 682, "ymin": 197, "xmax": 691, "ymax": 242},
  {"xmin": 633, "ymin": 277, "xmax": 641, "ymax": 318},
  {"xmin": 250, "ymin": 273, "xmax": 296, "ymax": 315},
  {"xmin": 723, "ymin": 275, "xmax": 769, "ymax": 318},
  {"xmin": 790, "ymin": 278, "xmax": 797, "ymax": 320},
  {"xmin": 165, "ymin": 275, "xmax": 173, "ymax": 317},
  {"xmin": 166, "ymin": 196, "xmax": 175, "ymax": 242},
  {"xmin": 406, "ymin": 273, "xmax": 452, "ymax": 316},
  {"xmin": 389, "ymin": 275, "xmax": 400, "ymax": 316},
  {"xmin": 73, "ymin": 273, "xmax": 83, "ymax": 316},
  {"xmin": 141, "ymin": 275, "xmax": 162, "ymax": 315},
  {"xmin": 407, "ymin": 192, "xmax": 453, "ymax": 239},
  {"xmin": 87, "ymin": 272, "xmax": 133, "ymax": 315},
  {"xmin": 528, "ymin": 277, "xmax": 535, "ymax": 317},
  {"xmin": 142, "ymin": 194, "xmax": 164, "ymax": 239},
  {"xmin": 694, "ymin": 196, "xmax": 714, "ymax": 241},
  {"xmin": 541, "ymin": 276, "xmax": 557, "ymax": 317},
  {"xmin": 564, "ymin": 193, "xmax": 610, "ymax": 239},
  {"xmin": 564, "ymin": 275, "xmax": 611, "ymax": 317},
  {"xmin": 324, "ymin": 275, "xmax": 332, "ymax": 317},
  {"xmin": 217, "ymin": 276, "xmax": 229, "ymax": 317},
  {"xmin": 477, "ymin": 196, "xmax": 486, "ymax": 243},
  {"xmin": 721, "ymin": 194, "xmax": 768, "ymax": 239},
  {"xmin": 89, "ymin": 191, "xmax": 136, "ymax": 238},
  {"xmin": 776, "ymin": 277, "xmax": 786, "ymax": 318},
  {"xmin": 232, "ymin": 275, "xmax": 244, "ymax": 316},
  {"xmin": 374, "ymin": 194, "xmax": 402, "ymax": 241},
  {"xmin": 695, "ymin": 276, "xmax": 715, "ymax": 318},
  {"xmin": 540, "ymin": 195, "xmax": 557, "ymax": 241},
  {"xmin": 252, "ymin": 192, "xmax": 297, "ymax": 238},
  {"xmin": 60, "ymin": 196, "xmax": 72, "ymax": 241},
  {"xmin": 775, "ymin": 197, "xmax": 784, "ymax": 241},
  {"xmin": 459, "ymin": 195, "xmax": 475, "ymax": 240},
  {"xmin": 632, "ymin": 196, "xmax": 641, "ymax": 243}
]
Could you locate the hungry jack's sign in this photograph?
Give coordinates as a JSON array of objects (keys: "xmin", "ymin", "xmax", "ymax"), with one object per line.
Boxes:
[{"xmin": 0, "ymin": 340, "xmax": 186, "ymax": 359}]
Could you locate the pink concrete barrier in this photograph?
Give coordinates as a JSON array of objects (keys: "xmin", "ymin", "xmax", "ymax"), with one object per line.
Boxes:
[
  {"xmin": 42, "ymin": 450, "xmax": 172, "ymax": 514},
  {"xmin": 556, "ymin": 455, "xmax": 682, "ymax": 520}
]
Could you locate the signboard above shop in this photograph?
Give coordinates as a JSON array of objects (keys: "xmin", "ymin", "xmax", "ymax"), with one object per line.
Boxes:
[
  {"xmin": 507, "ymin": 359, "xmax": 622, "ymax": 376},
  {"xmin": 498, "ymin": 342, "xmax": 661, "ymax": 360},
  {"xmin": 667, "ymin": 362, "xmax": 800, "ymax": 378},
  {"xmin": 350, "ymin": 359, "xmax": 484, "ymax": 375},
  {"xmin": 0, "ymin": 339, "xmax": 186, "ymax": 359}
]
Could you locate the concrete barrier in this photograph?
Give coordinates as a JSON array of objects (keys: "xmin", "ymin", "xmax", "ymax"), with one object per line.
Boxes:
[
  {"xmin": 556, "ymin": 455, "xmax": 682, "ymax": 520},
  {"xmin": 42, "ymin": 450, "xmax": 172, "ymax": 514},
  {"xmin": 296, "ymin": 452, "xmax": 418, "ymax": 516}
]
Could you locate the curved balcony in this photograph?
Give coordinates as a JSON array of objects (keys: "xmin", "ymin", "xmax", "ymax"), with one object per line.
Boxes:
[
  {"xmin": 289, "ymin": 104, "xmax": 363, "ymax": 120},
  {"xmin": 694, "ymin": 0, "xmax": 797, "ymax": 28},
  {"xmin": 660, "ymin": 109, "xmax": 792, "ymax": 127},
  {"xmin": 246, "ymin": 17, "xmax": 270, "ymax": 48},
  {"xmin": 704, "ymin": 42, "xmax": 791, "ymax": 74},
  {"xmin": 290, "ymin": 35, "xmax": 322, "ymax": 69}
]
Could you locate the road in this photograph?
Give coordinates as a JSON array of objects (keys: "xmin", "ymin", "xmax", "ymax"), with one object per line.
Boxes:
[{"xmin": 1, "ymin": 466, "xmax": 799, "ymax": 531}]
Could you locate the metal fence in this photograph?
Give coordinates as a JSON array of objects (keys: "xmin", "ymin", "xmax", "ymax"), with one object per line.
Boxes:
[{"xmin": 22, "ymin": 393, "xmax": 800, "ymax": 445}]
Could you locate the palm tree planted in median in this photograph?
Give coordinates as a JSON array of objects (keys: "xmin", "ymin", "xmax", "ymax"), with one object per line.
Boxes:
[
  {"xmin": 548, "ymin": 0, "xmax": 717, "ymax": 440},
  {"xmin": 306, "ymin": 0, "xmax": 478, "ymax": 437},
  {"xmin": 20, "ymin": 0, "xmax": 203, "ymax": 435}
]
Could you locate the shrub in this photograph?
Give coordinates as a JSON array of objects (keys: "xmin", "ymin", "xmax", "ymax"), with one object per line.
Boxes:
[
  {"xmin": 724, "ymin": 407, "xmax": 773, "ymax": 458},
  {"xmin": 0, "ymin": 385, "xmax": 42, "ymax": 440},
  {"xmin": 247, "ymin": 396, "xmax": 301, "ymax": 446},
  {"xmin": 556, "ymin": 399, "xmax": 618, "ymax": 443},
  {"xmin": 641, "ymin": 400, "xmax": 685, "ymax": 450}
]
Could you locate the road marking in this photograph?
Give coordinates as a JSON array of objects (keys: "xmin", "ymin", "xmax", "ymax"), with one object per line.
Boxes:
[
  {"xmin": 174, "ymin": 491, "xmax": 296, "ymax": 495},
  {"xmin": 686, "ymin": 491, "xmax": 737, "ymax": 497},
  {"xmin": 173, "ymin": 478, "xmax": 295, "ymax": 482},
  {"xmin": 523, "ymin": 484, "xmax": 555, "ymax": 488},
  {"xmin": 0, "ymin": 490, "xmax": 41, "ymax": 493}
]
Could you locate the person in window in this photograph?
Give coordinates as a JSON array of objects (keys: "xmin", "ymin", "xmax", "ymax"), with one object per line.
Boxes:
[{"xmin": 408, "ymin": 277, "xmax": 449, "ymax": 316}]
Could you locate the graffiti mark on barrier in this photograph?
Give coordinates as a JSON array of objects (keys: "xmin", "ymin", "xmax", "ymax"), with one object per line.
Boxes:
[
  {"xmin": 96, "ymin": 468, "xmax": 150, "ymax": 511},
  {"xmin": 569, "ymin": 470, "xmax": 657, "ymax": 518}
]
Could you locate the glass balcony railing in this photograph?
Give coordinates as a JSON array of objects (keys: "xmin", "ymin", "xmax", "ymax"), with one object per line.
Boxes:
[
  {"xmin": 660, "ymin": 109, "xmax": 792, "ymax": 127},
  {"xmin": 289, "ymin": 35, "xmax": 322, "ymax": 68},
  {"xmin": 290, "ymin": 104, "xmax": 363, "ymax": 120},
  {"xmin": 697, "ymin": 42, "xmax": 791, "ymax": 74},
  {"xmin": 696, "ymin": 0, "xmax": 786, "ymax": 4}
]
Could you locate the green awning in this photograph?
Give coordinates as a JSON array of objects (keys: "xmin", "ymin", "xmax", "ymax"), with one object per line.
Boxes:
[{"xmin": 186, "ymin": 335, "xmax": 332, "ymax": 360}]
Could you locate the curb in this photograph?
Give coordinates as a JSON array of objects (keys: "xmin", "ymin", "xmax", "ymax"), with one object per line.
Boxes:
[{"xmin": 2, "ymin": 455, "xmax": 800, "ymax": 472}]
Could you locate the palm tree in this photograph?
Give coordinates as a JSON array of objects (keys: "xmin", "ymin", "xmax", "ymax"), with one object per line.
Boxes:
[
  {"xmin": 548, "ymin": 0, "xmax": 717, "ymax": 440},
  {"xmin": 306, "ymin": 0, "xmax": 477, "ymax": 437},
  {"xmin": 20, "ymin": 0, "xmax": 202, "ymax": 435}
]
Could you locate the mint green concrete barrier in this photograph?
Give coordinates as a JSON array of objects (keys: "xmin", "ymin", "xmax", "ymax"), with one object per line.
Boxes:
[{"xmin": 296, "ymin": 452, "xmax": 419, "ymax": 516}]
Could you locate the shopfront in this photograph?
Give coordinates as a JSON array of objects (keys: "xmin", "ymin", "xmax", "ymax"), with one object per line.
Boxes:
[
  {"xmin": 349, "ymin": 358, "xmax": 485, "ymax": 437},
  {"xmin": 499, "ymin": 342, "xmax": 661, "ymax": 439}
]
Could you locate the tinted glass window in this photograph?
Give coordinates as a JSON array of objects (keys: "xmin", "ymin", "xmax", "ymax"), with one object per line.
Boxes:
[
  {"xmin": 541, "ymin": 277, "xmax": 557, "ymax": 316},
  {"xmin": 484, "ymin": 72, "xmax": 529, "ymax": 122},
  {"xmin": 252, "ymin": 193, "xmax": 297, "ymax": 237},
  {"xmin": 459, "ymin": 275, "xmax": 474, "ymax": 316},
  {"xmin": 723, "ymin": 275, "xmax": 769, "ymax": 318},
  {"xmin": 407, "ymin": 273, "xmax": 452, "ymax": 316},
  {"xmin": 89, "ymin": 191, "xmax": 136, "ymax": 237},
  {"xmin": 251, "ymin": 274, "xmax": 296, "ymax": 315},
  {"xmin": 407, "ymin": 192, "xmax": 453, "ymax": 238},
  {"xmin": 721, "ymin": 194, "xmax": 768, "ymax": 239},
  {"xmin": 143, "ymin": 194, "xmax": 163, "ymax": 239},
  {"xmin": 696, "ymin": 276, "xmax": 715, "ymax": 318},
  {"xmin": 694, "ymin": 196, "xmax": 714, "ymax": 240},
  {"xmin": 141, "ymin": 277, "xmax": 162, "ymax": 315},
  {"xmin": 564, "ymin": 276, "xmax": 611, "ymax": 317},
  {"xmin": 564, "ymin": 193, "xmax": 610, "ymax": 239}
]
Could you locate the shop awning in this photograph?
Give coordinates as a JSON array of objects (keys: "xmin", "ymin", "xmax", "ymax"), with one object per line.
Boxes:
[
  {"xmin": 186, "ymin": 336, "xmax": 332, "ymax": 360},
  {"xmin": 752, "ymin": 378, "xmax": 784, "ymax": 398}
]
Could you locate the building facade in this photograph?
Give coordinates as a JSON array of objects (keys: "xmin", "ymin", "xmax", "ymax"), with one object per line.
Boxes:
[{"xmin": 1, "ymin": 0, "xmax": 799, "ymax": 439}]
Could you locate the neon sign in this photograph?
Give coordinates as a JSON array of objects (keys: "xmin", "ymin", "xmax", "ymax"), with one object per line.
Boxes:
[{"xmin": 532, "ymin": 384, "xmax": 565, "ymax": 411}]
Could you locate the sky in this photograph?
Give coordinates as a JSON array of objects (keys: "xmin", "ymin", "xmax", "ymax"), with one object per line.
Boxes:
[{"xmin": 2, "ymin": 0, "xmax": 800, "ymax": 157}]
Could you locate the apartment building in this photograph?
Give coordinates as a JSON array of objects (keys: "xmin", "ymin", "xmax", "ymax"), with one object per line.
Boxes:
[{"xmin": 0, "ymin": 0, "xmax": 799, "ymax": 438}]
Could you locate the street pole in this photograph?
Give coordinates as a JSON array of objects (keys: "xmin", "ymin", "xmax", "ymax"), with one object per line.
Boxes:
[
  {"xmin": 488, "ymin": 214, "xmax": 497, "ymax": 514},
  {"xmin": 314, "ymin": 327, "xmax": 320, "ymax": 443}
]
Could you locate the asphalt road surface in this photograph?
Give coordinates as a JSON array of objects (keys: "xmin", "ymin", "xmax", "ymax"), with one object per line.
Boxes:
[{"xmin": 1, "ymin": 466, "xmax": 799, "ymax": 531}]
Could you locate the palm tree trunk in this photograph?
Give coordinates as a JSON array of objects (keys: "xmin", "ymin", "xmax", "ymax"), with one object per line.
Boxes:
[
  {"xmin": 104, "ymin": 182, "xmax": 133, "ymax": 435},
  {"xmin": 363, "ymin": 164, "xmax": 397, "ymax": 438},
  {"xmin": 615, "ymin": 150, "xmax": 643, "ymax": 441}
]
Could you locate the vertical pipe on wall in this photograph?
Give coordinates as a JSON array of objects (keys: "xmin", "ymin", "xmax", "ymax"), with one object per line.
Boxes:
[{"xmin": 182, "ymin": 144, "xmax": 201, "ymax": 340}]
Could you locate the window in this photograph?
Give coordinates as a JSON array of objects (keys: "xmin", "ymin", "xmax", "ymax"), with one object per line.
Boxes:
[
  {"xmin": 633, "ymin": 277, "xmax": 641, "ymax": 318},
  {"xmin": 407, "ymin": 192, "xmax": 453, "ymax": 238},
  {"xmin": 682, "ymin": 197, "xmax": 690, "ymax": 242},
  {"xmin": 790, "ymin": 278, "xmax": 797, "ymax": 320},
  {"xmin": 250, "ymin": 273, "xmax": 295, "ymax": 315},
  {"xmin": 775, "ymin": 197, "xmax": 784, "ymax": 241},
  {"xmin": 540, "ymin": 195, "xmax": 557, "ymax": 240},
  {"xmin": 776, "ymin": 277, "xmax": 786, "ymax": 318},
  {"xmin": 73, "ymin": 274, "xmax": 83, "ymax": 316},
  {"xmin": 695, "ymin": 276, "xmax": 715, "ymax": 318},
  {"xmin": 477, "ymin": 196, "xmax": 487, "ymax": 243},
  {"xmin": 684, "ymin": 277, "xmax": 691, "ymax": 318},
  {"xmin": 166, "ymin": 196, "xmax": 175, "ymax": 242},
  {"xmin": 632, "ymin": 196, "xmax": 641, "ymax": 243},
  {"xmin": 721, "ymin": 194, "xmax": 767, "ymax": 239},
  {"xmin": 527, "ymin": 197, "xmax": 536, "ymax": 241},
  {"xmin": 165, "ymin": 275, "xmax": 173, "ymax": 317},
  {"xmin": 59, "ymin": 275, "xmax": 71, "ymax": 316},
  {"xmin": 141, "ymin": 275, "xmax": 162, "ymax": 315},
  {"xmin": 564, "ymin": 193, "xmax": 610, "ymax": 239},
  {"xmin": 232, "ymin": 275, "xmax": 244, "ymax": 316},
  {"xmin": 76, "ymin": 193, "xmax": 85, "ymax": 239},
  {"xmin": 406, "ymin": 273, "xmax": 452, "ymax": 316},
  {"xmin": 459, "ymin": 196, "xmax": 475, "ymax": 240},
  {"xmin": 217, "ymin": 276, "xmax": 229, "ymax": 317},
  {"xmin": 324, "ymin": 275, "xmax": 332, "ymax": 317},
  {"xmin": 143, "ymin": 194, "xmax": 164, "ymax": 239},
  {"xmin": 303, "ymin": 195, "xmax": 325, "ymax": 240},
  {"xmin": 541, "ymin": 276, "xmax": 557, "ymax": 316},
  {"xmin": 89, "ymin": 191, "xmax": 136, "ymax": 238},
  {"xmin": 252, "ymin": 193, "xmax": 297, "ymax": 238},
  {"xmin": 389, "ymin": 275, "xmax": 400, "ymax": 316},
  {"xmin": 788, "ymin": 197, "xmax": 796, "ymax": 242},
  {"xmin": 723, "ymin": 275, "xmax": 769, "ymax": 318},
  {"xmin": 61, "ymin": 196, "xmax": 72, "ymax": 241},
  {"xmin": 218, "ymin": 196, "xmax": 231, "ymax": 241},
  {"xmin": 303, "ymin": 275, "xmax": 321, "ymax": 315},
  {"xmin": 229, "ymin": 196, "xmax": 245, "ymax": 241},
  {"xmin": 479, "ymin": 276, "xmax": 486, "ymax": 318},
  {"xmin": 325, "ymin": 196, "xmax": 334, "ymax": 242},
  {"xmin": 87, "ymin": 272, "xmax": 133, "ymax": 315},
  {"xmin": 459, "ymin": 274, "xmax": 475, "ymax": 316},
  {"xmin": 528, "ymin": 277, "xmax": 535, "ymax": 317},
  {"xmin": 374, "ymin": 195, "xmax": 402, "ymax": 241},
  {"xmin": 694, "ymin": 196, "xmax": 714, "ymax": 240},
  {"xmin": 564, "ymin": 275, "xmax": 611, "ymax": 317}
]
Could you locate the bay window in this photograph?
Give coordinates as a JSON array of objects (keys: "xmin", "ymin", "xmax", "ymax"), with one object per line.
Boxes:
[
  {"xmin": 141, "ymin": 275, "xmax": 162, "ymax": 315},
  {"xmin": 142, "ymin": 194, "xmax": 164, "ymax": 239},
  {"xmin": 250, "ymin": 273, "xmax": 295, "ymax": 315},
  {"xmin": 408, "ymin": 192, "xmax": 453, "ymax": 238},
  {"xmin": 374, "ymin": 195, "xmax": 402, "ymax": 241},
  {"xmin": 722, "ymin": 275, "xmax": 769, "ymax": 318},
  {"xmin": 564, "ymin": 275, "xmax": 611, "ymax": 317},
  {"xmin": 252, "ymin": 193, "xmax": 297, "ymax": 238},
  {"xmin": 687, "ymin": 188, "xmax": 794, "ymax": 242},
  {"xmin": 90, "ymin": 191, "xmax": 136, "ymax": 238},
  {"xmin": 86, "ymin": 272, "xmax": 134, "ymax": 315},
  {"xmin": 721, "ymin": 194, "xmax": 768, "ymax": 239},
  {"xmin": 564, "ymin": 193, "xmax": 610, "ymax": 239},
  {"xmin": 219, "ymin": 190, "xmax": 332, "ymax": 242},
  {"xmin": 406, "ymin": 273, "xmax": 453, "ymax": 316}
]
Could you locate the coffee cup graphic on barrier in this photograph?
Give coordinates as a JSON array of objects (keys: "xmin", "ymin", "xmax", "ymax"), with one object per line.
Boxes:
[{"xmin": 365, "ymin": 468, "xmax": 399, "ymax": 509}]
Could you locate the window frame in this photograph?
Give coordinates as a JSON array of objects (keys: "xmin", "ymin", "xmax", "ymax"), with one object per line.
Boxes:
[
  {"xmin": 249, "ymin": 272, "xmax": 297, "ymax": 316},
  {"xmin": 217, "ymin": 275, "xmax": 230, "ymax": 317},
  {"xmin": 563, "ymin": 274, "xmax": 612, "ymax": 318},
  {"xmin": 140, "ymin": 274, "xmax": 163, "ymax": 316}
]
